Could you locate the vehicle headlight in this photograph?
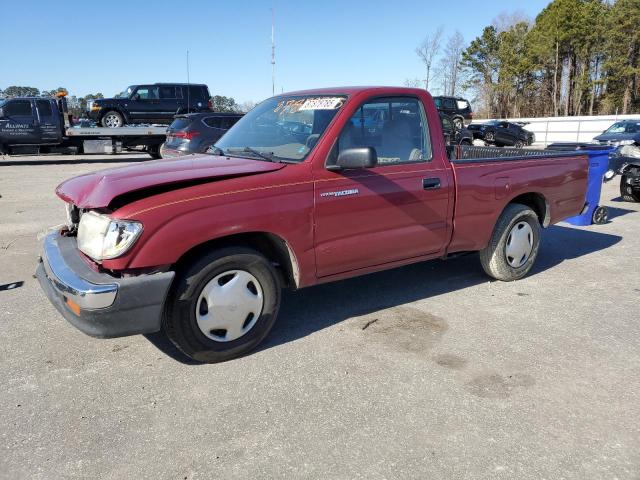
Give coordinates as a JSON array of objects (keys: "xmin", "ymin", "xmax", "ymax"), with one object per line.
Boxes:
[
  {"xmin": 77, "ymin": 211, "xmax": 143, "ymax": 261},
  {"xmin": 611, "ymin": 139, "xmax": 635, "ymax": 146}
]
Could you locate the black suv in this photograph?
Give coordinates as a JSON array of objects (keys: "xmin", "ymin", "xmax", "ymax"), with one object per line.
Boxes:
[
  {"xmin": 87, "ymin": 83, "xmax": 212, "ymax": 127},
  {"xmin": 433, "ymin": 96, "xmax": 473, "ymax": 129}
]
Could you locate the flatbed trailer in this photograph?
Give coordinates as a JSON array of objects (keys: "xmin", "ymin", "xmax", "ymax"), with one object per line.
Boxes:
[{"xmin": 0, "ymin": 94, "xmax": 167, "ymax": 158}]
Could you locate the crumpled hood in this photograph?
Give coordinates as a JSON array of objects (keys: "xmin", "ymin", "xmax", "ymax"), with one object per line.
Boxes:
[{"xmin": 56, "ymin": 155, "xmax": 286, "ymax": 208}]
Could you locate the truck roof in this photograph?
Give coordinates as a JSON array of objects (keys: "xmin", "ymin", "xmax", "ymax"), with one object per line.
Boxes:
[{"xmin": 278, "ymin": 86, "xmax": 430, "ymax": 97}]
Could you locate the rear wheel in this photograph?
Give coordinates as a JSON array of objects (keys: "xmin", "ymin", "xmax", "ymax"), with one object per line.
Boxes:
[
  {"xmin": 101, "ymin": 111, "xmax": 124, "ymax": 128},
  {"xmin": 480, "ymin": 204, "xmax": 541, "ymax": 281},
  {"xmin": 620, "ymin": 175, "xmax": 640, "ymax": 202},
  {"xmin": 163, "ymin": 247, "xmax": 281, "ymax": 363}
]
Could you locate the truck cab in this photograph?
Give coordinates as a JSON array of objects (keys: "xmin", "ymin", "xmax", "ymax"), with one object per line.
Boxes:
[{"xmin": 0, "ymin": 97, "xmax": 63, "ymax": 150}]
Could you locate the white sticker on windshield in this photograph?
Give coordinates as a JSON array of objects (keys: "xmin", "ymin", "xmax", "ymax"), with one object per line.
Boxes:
[{"xmin": 298, "ymin": 97, "xmax": 345, "ymax": 111}]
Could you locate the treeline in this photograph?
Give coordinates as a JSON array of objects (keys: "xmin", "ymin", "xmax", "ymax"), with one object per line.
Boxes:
[
  {"xmin": 465, "ymin": 0, "xmax": 639, "ymax": 117},
  {"xmin": 413, "ymin": 0, "xmax": 639, "ymax": 118}
]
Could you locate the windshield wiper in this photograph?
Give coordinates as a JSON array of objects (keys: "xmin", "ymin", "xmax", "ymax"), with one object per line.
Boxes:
[{"xmin": 223, "ymin": 147, "xmax": 281, "ymax": 162}]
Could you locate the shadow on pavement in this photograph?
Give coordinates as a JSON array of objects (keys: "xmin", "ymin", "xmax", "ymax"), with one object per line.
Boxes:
[
  {"xmin": 0, "ymin": 281, "xmax": 24, "ymax": 292},
  {"xmin": 145, "ymin": 224, "xmax": 622, "ymax": 363},
  {"xmin": 264, "ymin": 224, "xmax": 622, "ymax": 354},
  {"xmin": 605, "ymin": 206, "xmax": 636, "ymax": 220}
]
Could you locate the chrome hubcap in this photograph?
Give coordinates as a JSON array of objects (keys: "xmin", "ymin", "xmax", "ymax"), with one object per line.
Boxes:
[
  {"xmin": 505, "ymin": 221, "xmax": 534, "ymax": 268},
  {"xmin": 105, "ymin": 114, "xmax": 121, "ymax": 127},
  {"xmin": 195, "ymin": 270, "xmax": 264, "ymax": 342}
]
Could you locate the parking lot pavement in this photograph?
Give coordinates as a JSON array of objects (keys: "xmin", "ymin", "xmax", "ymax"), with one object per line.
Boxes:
[{"xmin": 1, "ymin": 155, "xmax": 639, "ymax": 480}]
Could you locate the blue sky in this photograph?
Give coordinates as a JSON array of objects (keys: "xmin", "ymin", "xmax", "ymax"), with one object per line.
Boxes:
[{"xmin": 0, "ymin": 0, "xmax": 550, "ymax": 103}]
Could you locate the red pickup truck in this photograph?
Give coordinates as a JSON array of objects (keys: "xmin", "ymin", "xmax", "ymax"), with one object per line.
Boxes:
[{"xmin": 36, "ymin": 87, "xmax": 589, "ymax": 362}]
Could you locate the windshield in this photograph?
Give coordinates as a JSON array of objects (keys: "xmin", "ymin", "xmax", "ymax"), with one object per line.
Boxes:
[
  {"xmin": 605, "ymin": 121, "xmax": 639, "ymax": 134},
  {"xmin": 115, "ymin": 86, "xmax": 134, "ymax": 99},
  {"xmin": 0, "ymin": 99, "xmax": 6, "ymax": 108},
  {"xmin": 214, "ymin": 94, "xmax": 347, "ymax": 162}
]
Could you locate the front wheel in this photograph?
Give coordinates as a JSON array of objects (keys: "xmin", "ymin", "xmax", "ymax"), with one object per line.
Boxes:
[
  {"xmin": 163, "ymin": 247, "xmax": 281, "ymax": 363},
  {"xmin": 514, "ymin": 140, "xmax": 525, "ymax": 149},
  {"xmin": 479, "ymin": 204, "xmax": 541, "ymax": 281},
  {"xmin": 101, "ymin": 111, "xmax": 124, "ymax": 128},
  {"xmin": 620, "ymin": 175, "xmax": 640, "ymax": 202}
]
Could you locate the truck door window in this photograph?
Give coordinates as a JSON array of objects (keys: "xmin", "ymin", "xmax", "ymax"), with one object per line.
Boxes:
[
  {"xmin": 5, "ymin": 100, "xmax": 32, "ymax": 117},
  {"xmin": 36, "ymin": 100, "xmax": 53, "ymax": 117},
  {"xmin": 338, "ymin": 97, "xmax": 432, "ymax": 165}
]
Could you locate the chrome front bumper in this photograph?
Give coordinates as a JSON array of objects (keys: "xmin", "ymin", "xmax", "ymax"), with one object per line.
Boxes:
[
  {"xmin": 36, "ymin": 232, "xmax": 175, "ymax": 338},
  {"xmin": 41, "ymin": 233, "xmax": 117, "ymax": 309}
]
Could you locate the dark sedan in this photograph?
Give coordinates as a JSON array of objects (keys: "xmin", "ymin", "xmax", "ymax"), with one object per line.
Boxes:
[
  {"xmin": 593, "ymin": 120, "xmax": 640, "ymax": 146},
  {"xmin": 160, "ymin": 112, "xmax": 243, "ymax": 158},
  {"xmin": 468, "ymin": 120, "xmax": 535, "ymax": 148}
]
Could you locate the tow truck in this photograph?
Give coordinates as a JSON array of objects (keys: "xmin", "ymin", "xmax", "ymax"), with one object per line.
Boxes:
[{"xmin": 0, "ymin": 93, "xmax": 167, "ymax": 158}]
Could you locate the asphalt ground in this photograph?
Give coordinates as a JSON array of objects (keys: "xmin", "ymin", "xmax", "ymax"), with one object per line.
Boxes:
[{"xmin": 1, "ymin": 153, "xmax": 639, "ymax": 479}]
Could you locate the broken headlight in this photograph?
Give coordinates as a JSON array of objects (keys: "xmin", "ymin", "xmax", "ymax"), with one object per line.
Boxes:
[{"xmin": 77, "ymin": 211, "xmax": 143, "ymax": 261}]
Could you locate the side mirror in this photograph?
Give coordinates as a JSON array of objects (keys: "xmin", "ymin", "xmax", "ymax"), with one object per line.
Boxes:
[
  {"xmin": 328, "ymin": 147, "xmax": 378, "ymax": 171},
  {"xmin": 132, "ymin": 94, "xmax": 140, "ymax": 101}
]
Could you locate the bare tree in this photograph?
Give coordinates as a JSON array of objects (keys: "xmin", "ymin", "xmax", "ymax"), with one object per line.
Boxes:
[
  {"xmin": 403, "ymin": 78, "xmax": 423, "ymax": 88},
  {"xmin": 415, "ymin": 26, "xmax": 444, "ymax": 91},
  {"xmin": 439, "ymin": 31, "xmax": 466, "ymax": 96},
  {"xmin": 492, "ymin": 10, "xmax": 531, "ymax": 33}
]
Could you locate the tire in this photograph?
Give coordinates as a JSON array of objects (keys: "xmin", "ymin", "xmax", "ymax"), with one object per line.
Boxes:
[
  {"xmin": 620, "ymin": 175, "xmax": 640, "ymax": 202},
  {"xmin": 514, "ymin": 140, "xmax": 525, "ymax": 149},
  {"xmin": 101, "ymin": 111, "xmax": 124, "ymax": 128},
  {"xmin": 453, "ymin": 117, "xmax": 464, "ymax": 130},
  {"xmin": 460, "ymin": 139, "xmax": 472, "ymax": 146},
  {"xmin": 484, "ymin": 131, "xmax": 495, "ymax": 143},
  {"xmin": 479, "ymin": 204, "xmax": 541, "ymax": 282},
  {"xmin": 163, "ymin": 247, "xmax": 281, "ymax": 363},
  {"xmin": 592, "ymin": 206, "xmax": 608, "ymax": 224},
  {"xmin": 149, "ymin": 144, "xmax": 162, "ymax": 159}
]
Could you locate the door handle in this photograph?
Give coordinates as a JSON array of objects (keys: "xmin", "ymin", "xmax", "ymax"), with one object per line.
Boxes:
[{"xmin": 422, "ymin": 177, "xmax": 441, "ymax": 190}]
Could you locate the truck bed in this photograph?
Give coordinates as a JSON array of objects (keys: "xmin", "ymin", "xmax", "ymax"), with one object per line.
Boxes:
[{"xmin": 447, "ymin": 145, "xmax": 589, "ymax": 253}]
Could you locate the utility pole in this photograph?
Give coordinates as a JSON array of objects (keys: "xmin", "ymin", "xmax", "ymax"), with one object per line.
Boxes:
[{"xmin": 271, "ymin": 8, "xmax": 276, "ymax": 96}]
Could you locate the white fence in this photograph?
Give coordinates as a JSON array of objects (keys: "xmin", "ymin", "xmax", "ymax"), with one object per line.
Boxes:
[{"xmin": 474, "ymin": 114, "xmax": 639, "ymax": 147}]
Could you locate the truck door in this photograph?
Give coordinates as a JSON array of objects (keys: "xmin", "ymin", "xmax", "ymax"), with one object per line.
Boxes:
[
  {"xmin": 0, "ymin": 99, "xmax": 40, "ymax": 145},
  {"xmin": 313, "ymin": 96, "xmax": 451, "ymax": 277},
  {"xmin": 35, "ymin": 99, "xmax": 62, "ymax": 144}
]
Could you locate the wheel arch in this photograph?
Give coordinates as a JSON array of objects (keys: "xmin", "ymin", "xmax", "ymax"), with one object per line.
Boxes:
[
  {"xmin": 506, "ymin": 192, "xmax": 550, "ymax": 227},
  {"xmin": 172, "ymin": 231, "xmax": 300, "ymax": 289}
]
